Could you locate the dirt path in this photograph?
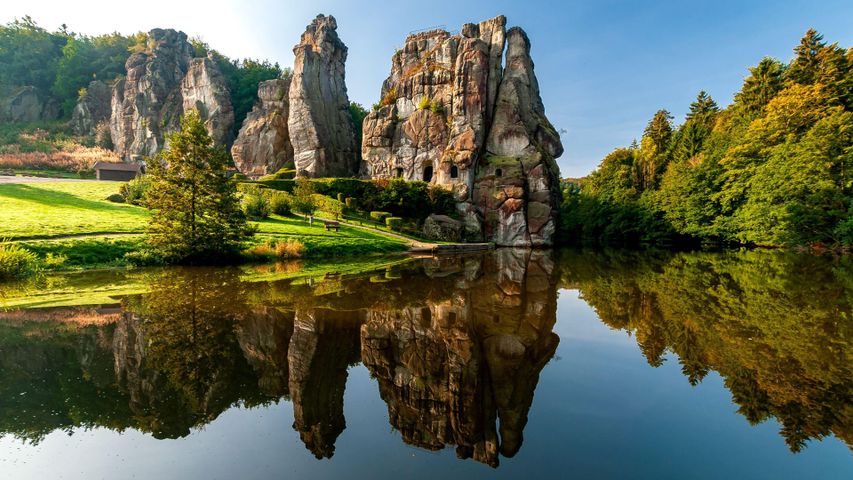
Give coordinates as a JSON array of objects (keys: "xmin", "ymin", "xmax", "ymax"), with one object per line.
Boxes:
[{"xmin": 0, "ymin": 175, "xmax": 98, "ymax": 184}]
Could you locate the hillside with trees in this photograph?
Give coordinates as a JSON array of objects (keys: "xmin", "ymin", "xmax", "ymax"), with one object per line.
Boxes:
[{"xmin": 560, "ymin": 30, "xmax": 853, "ymax": 248}]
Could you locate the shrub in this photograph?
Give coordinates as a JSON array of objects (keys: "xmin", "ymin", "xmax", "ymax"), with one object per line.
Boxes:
[
  {"xmin": 119, "ymin": 175, "xmax": 151, "ymax": 205},
  {"xmin": 258, "ymin": 167, "xmax": 297, "ymax": 181},
  {"xmin": 0, "ymin": 242, "xmax": 42, "ymax": 281},
  {"xmin": 417, "ymin": 96, "xmax": 430, "ymax": 110},
  {"xmin": 105, "ymin": 193, "xmax": 125, "ymax": 203},
  {"xmin": 370, "ymin": 211, "xmax": 392, "ymax": 222},
  {"xmin": 267, "ymin": 191, "xmax": 292, "ymax": 216},
  {"xmin": 429, "ymin": 100, "xmax": 444, "ymax": 114},
  {"xmin": 380, "ymin": 87, "xmax": 398, "ymax": 107},
  {"xmin": 242, "ymin": 194, "xmax": 271, "ymax": 219},
  {"xmin": 345, "ymin": 197, "xmax": 355, "ymax": 209},
  {"xmin": 337, "ymin": 192, "xmax": 345, "ymax": 203},
  {"xmin": 385, "ymin": 217, "xmax": 403, "ymax": 231},
  {"xmin": 313, "ymin": 194, "xmax": 344, "ymax": 219},
  {"xmin": 274, "ymin": 239, "xmax": 305, "ymax": 259},
  {"xmin": 242, "ymin": 243, "xmax": 276, "ymax": 261}
]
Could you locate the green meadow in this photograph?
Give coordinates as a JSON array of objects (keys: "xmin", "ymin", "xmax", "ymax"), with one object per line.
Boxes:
[{"xmin": 0, "ymin": 180, "xmax": 409, "ymax": 271}]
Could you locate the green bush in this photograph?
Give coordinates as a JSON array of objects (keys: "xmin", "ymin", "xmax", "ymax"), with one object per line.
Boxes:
[
  {"xmin": 242, "ymin": 194, "xmax": 271, "ymax": 219},
  {"xmin": 337, "ymin": 192, "xmax": 345, "ymax": 203},
  {"xmin": 119, "ymin": 175, "xmax": 151, "ymax": 206},
  {"xmin": 370, "ymin": 211, "xmax": 392, "ymax": 222},
  {"xmin": 345, "ymin": 197, "xmax": 355, "ymax": 208},
  {"xmin": 385, "ymin": 217, "xmax": 403, "ymax": 231},
  {"xmin": 250, "ymin": 179, "xmax": 296, "ymax": 192},
  {"xmin": 0, "ymin": 242, "xmax": 42, "ymax": 281},
  {"xmin": 105, "ymin": 193, "xmax": 125, "ymax": 203},
  {"xmin": 258, "ymin": 167, "xmax": 296, "ymax": 181},
  {"xmin": 314, "ymin": 194, "xmax": 344, "ymax": 219},
  {"xmin": 267, "ymin": 190, "xmax": 292, "ymax": 216}
]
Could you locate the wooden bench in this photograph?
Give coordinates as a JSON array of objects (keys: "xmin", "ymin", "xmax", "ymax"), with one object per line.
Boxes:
[{"xmin": 323, "ymin": 220, "xmax": 340, "ymax": 231}]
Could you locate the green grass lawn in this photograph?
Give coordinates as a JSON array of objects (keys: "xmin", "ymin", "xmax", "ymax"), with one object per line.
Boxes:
[
  {"xmin": 0, "ymin": 182, "xmax": 148, "ymax": 239},
  {"xmin": 0, "ymin": 180, "xmax": 408, "ymax": 270}
]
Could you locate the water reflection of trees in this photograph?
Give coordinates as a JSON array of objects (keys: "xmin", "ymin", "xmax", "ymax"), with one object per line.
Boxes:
[
  {"xmin": 558, "ymin": 249, "xmax": 853, "ymax": 452},
  {"xmin": 2, "ymin": 248, "xmax": 848, "ymax": 460},
  {"xmin": 0, "ymin": 250, "xmax": 559, "ymax": 467}
]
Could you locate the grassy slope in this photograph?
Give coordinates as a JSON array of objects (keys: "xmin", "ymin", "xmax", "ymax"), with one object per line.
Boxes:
[{"xmin": 0, "ymin": 181, "xmax": 408, "ymax": 269}]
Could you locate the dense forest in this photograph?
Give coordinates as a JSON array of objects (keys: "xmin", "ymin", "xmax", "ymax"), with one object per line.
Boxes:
[
  {"xmin": 0, "ymin": 16, "xmax": 283, "ymax": 134},
  {"xmin": 561, "ymin": 30, "xmax": 853, "ymax": 248}
]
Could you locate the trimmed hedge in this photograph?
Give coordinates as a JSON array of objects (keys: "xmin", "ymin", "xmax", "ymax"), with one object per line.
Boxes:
[
  {"xmin": 385, "ymin": 217, "xmax": 403, "ymax": 231},
  {"xmin": 370, "ymin": 211, "xmax": 392, "ymax": 221}
]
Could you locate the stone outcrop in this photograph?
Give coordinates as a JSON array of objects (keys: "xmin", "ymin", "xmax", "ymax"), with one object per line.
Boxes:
[
  {"xmin": 287, "ymin": 15, "xmax": 359, "ymax": 177},
  {"xmin": 109, "ymin": 29, "xmax": 233, "ymax": 161},
  {"xmin": 70, "ymin": 80, "xmax": 112, "ymax": 136},
  {"xmin": 422, "ymin": 214, "xmax": 463, "ymax": 242},
  {"xmin": 0, "ymin": 85, "xmax": 58, "ymax": 123},
  {"xmin": 231, "ymin": 79, "xmax": 293, "ymax": 177},
  {"xmin": 361, "ymin": 16, "xmax": 563, "ymax": 246}
]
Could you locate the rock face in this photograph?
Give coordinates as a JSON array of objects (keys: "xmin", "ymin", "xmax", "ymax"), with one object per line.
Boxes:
[
  {"xmin": 0, "ymin": 86, "xmax": 58, "ymax": 123},
  {"xmin": 231, "ymin": 79, "xmax": 293, "ymax": 178},
  {"xmin": 422, "ymin": 214, "xmax": 463, "ymax": 242},
  {"xmin": 361, "ymin": 16, "xmax": 563, "ymax": 246},
  {"xmin": 287, "ymin": 15, "xmax": 359, "ymax": 177},
  {"xmin": 109, "ymin": 29, "xmax": 233, "ymax": 161},
  {"xmin": 70, "ymin": 80, "xmax": 112, "ymax": 136}
]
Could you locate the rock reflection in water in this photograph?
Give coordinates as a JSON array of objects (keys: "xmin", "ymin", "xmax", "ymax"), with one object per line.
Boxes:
[
  {"xmin": 0, "ymin": 249, "xmax": 557, "ymax": 467},
  {"xmin": 361, "ymin": 250, "xmax": 559, "ymax": 466}
]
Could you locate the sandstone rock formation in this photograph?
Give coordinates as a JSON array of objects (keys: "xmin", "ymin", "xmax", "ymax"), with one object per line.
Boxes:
[
  {"xmin": 70, "ymin": 80, "xmax": 112, "ymax": 136},
  {"xmin": 361, "ymin": 16, "xmax": 563, "ymax": 246},
  {"xmin": 231, "ymin": 79, "xmax": 293, "ymax": 178},
  {"xmin": 110, "ymin": 29, "xmax": 233, "ymax": 161},
  {"xmin": 0, "ymin": 85, "xmax": 58, "ymax": 123},
  {"xmin": 287, "ymin": 15, "xmax": 359, "ymax": 177}
]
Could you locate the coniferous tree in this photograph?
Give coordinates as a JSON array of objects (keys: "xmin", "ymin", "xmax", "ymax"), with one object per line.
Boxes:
[
  {"xmin": 736, "ymin": 57, "xmax": 785, "ymax": 112},
  {"xmin": 144, "ymin": 110, "xmax": 253, "ymax": 263}
]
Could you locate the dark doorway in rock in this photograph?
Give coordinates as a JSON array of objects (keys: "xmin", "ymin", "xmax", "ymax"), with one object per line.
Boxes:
[
  {"xmin": 395, "ymin": 167, "xmax": 404, "ymax": 178},
  {"xmin": 495, "ymin": 168, "xmax": 502, "ymax": 178},
  {"xmin": 423, "ymin": 165, "xmax": 433, "ymax": 182},
  {"xmin": 450, "ymin": 165, "xmax": 458, "ymax": 179}
]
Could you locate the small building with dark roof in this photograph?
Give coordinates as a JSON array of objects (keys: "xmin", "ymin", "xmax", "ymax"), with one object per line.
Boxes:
[{"xmin": 93, "ymin": 162, "xmax": 144, "ymax": 181}]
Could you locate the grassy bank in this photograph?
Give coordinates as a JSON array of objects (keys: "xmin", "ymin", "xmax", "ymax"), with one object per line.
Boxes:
[{"xmin": 0, "ymin": 180, "xmax": 409, "ymax": 273}]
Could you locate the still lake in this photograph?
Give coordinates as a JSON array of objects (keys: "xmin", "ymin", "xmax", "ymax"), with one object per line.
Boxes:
[{"xmin": 0, "ymin": 249, "xmax": 850, "ymax": 479}]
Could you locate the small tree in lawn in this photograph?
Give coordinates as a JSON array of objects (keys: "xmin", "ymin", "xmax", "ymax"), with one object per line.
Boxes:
[
  {"xmin": 145, "ymin": 110, "xmax": 253, "ymax": 263},
  {"xmin": 292, "ymin": 178, "xmax": 318, "ymax": 224}
]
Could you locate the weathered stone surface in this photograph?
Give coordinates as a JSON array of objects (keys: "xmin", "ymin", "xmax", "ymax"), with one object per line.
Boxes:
[
  {"xmin": 477, "ymin": 27, "xmax": 563, "ymax": 247},
  {"xmin": 362, "ymin": 16, "xmax": 562, "ymax": 247},
  {"xmin": 181, "ymin": 57, "xmax": 234, "ymax": 146},
  {"xmin": 71, "ymin": 80, "xmax": 112, "ymax": 136},
  {"xmin": 231, "ymin": 79, "xmax": 293, "ymax": 178},
  {"xmin": 0, "ymin": 86, "xmax": 57, "ymax": 123},
  {"xmin": 288, "ymin": 15, "xmax": 359, "ymax": 178},
  {"xmin": 423, "ymin": 214, "xmax": 463, "ymax": 242},
  {"xmin": 109, "ymin": 29, "xmax": 233, "ymax": 161}
]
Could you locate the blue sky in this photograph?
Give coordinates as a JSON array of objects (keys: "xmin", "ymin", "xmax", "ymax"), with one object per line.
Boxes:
[{"xmin": 4, "ymin": 0, "xmax": 853, "ymax": 176}]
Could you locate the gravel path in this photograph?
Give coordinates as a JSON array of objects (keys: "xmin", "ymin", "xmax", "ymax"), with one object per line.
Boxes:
[{"xmin": 0, "ymin": 175, "xmax": 97, "ymax": 184}]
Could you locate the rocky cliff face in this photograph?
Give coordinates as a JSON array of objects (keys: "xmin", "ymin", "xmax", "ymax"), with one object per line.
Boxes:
[
  {"xmin": 70, "ymin": 80, "xmax": 112, "ymax": 136},
  {"xmin": 231, "ymin": 79, "xmax": 293, "ymax": 177},
  {"xmin": 109, "ymin": 29, "xmax": 233, "ymax": 161},
  {"xmin": 287, "ymin": 15, "xmax": 359, "ymax": 177},
  {"xmin": 0, "ymin": 85, "xmax": 58, "ymax": 123},
  {"xmin": 361, "ymin": 16, "xmax": 562, "ymax": 246}
]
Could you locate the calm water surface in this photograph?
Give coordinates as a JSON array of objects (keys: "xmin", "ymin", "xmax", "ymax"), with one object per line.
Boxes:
[{"xmin": 0, "ymin": 249, "xmax": 850, "ymax": 479}]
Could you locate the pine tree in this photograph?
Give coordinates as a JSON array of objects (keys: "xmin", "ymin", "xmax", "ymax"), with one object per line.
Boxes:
[
  {"xmin": 144, "ymin": 110, "xmax": 253, "ymax": 263},
  {"xmin": 686, "ymin": 91, "xmax": 719, "ymax": 121},
  {"xmin": 736, "ymin": 57, "xmax": 785, "ymax": 112},
  {"xmin": 788, "ymin": 29, "xmax": 826, "ymax": 85}
]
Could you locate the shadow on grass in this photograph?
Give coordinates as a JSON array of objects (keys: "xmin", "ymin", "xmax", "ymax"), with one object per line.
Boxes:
[{"xmin": 0, "ymin": 184, "xmax": 147, "ymax": 217}]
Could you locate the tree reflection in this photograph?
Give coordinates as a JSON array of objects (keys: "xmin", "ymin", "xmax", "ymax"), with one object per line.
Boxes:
[{"xmin": 559, "ymin": 249, "xmax": 853, "ymax": 452}]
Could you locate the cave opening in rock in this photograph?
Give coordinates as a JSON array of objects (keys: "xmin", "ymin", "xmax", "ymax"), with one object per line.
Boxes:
[
  {"xmin": 495, "ymin": 168, "xmax": 502, "ymax": 177},
  {"xmin": 395, "ymin": 167, "xmax": 404, "ymax": 178},
  {"xmin": 423, "ymin": 165, "xmax": 433, "ymax": 182},
  {"xmin": 450, "ymin": 165, "xmax": 458, "ymax": 179}
]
